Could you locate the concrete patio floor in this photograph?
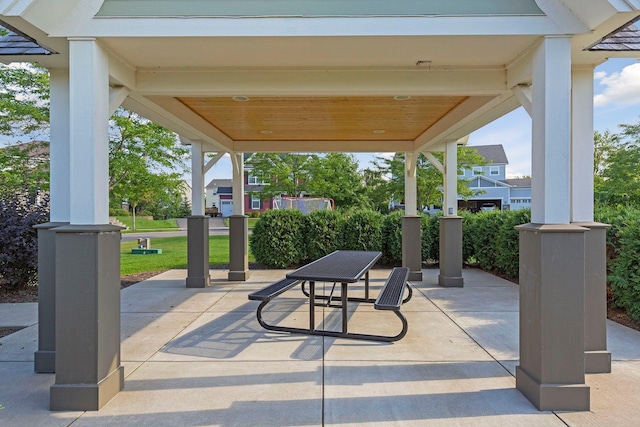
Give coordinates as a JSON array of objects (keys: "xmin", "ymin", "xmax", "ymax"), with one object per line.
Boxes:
[{"xmin": 2, "ymin": 267, "xmax": 640, "ymax": 426}]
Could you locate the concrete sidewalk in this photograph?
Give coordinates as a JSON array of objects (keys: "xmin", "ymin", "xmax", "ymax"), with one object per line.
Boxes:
[{"xmin": 2, "ymin": 268, "xmax": 640, "ymax": 426}]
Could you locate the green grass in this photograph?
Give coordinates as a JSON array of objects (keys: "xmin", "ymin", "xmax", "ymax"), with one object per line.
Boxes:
[
  {"xmin": 116, "ymin": 216, "xmax": 179, "ymax": 232},
  {"xmin": 121, "ymin": 235, "xmax": 254, "ymax": 276},
  {"xmin": 223, "ymin": 217, "xmax": 259, "ymax": 228}
]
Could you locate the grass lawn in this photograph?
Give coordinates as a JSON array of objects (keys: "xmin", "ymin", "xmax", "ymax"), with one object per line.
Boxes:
[
  {"xmin": 223, "ymin": 217, "xmax": 259, "ymax": 228},
  {"xmin": 121, "ymin": 235, "xmax": 254, "ymax": 276},
  {"xmin": 116, "ymin": 216, "xmax": 179, "ymax": 232}
]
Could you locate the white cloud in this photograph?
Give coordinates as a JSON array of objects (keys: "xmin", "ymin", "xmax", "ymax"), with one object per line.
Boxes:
[{"xmin": 594, "ymin": 63, "xmax": 640, "ymax": 107}]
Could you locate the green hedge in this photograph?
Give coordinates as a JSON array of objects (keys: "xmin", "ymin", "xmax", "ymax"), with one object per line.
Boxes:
[
  {"xmin": 342, "ymin": 209, "xmax": 384, "ymax": 252},
  {"xmin": 249, "ymin": 209, "xmax": 306, "ymax": 268},
  {"xmin": 304, "ymin": 209, "xmax": 345, "ymax": 261}
]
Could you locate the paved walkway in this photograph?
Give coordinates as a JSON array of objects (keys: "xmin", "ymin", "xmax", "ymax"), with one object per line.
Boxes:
[{"xmin": 2, "ymin": 268, "xmax": 640, "ymax": 426}]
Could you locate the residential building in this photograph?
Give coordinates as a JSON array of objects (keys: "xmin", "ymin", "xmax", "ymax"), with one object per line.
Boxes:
[{"xmin": 459, "ymin": 145, "xmax": 532, "ymax": 212}]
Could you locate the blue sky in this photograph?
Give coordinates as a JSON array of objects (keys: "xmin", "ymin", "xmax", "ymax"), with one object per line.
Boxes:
[{"xmin": 206, "ymin": 58, "xmax": 640, "ymax": 182}]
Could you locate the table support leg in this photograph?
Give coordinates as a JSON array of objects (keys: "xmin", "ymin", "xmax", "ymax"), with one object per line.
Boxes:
[
  {"xmin": 309, "ymin": 281, "xmax": 315, "ymax": 331},
  {"xmin": 342, "ymin": 282, "xmax": 348, "ymax": 334},
  {"xmin": 364, "ymin": 271, "xmax": 370, "ymax": 300}
]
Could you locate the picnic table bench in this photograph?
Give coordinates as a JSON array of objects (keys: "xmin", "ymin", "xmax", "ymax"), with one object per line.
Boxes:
[{"xmin": 248, "ymin": 251, "xmax": 412, "ymax": 342}]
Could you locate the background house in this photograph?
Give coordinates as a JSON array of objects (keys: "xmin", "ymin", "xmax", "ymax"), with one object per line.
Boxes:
[
  {"xmin": 460, "ymin": 144, "xmax": 531, "ymax": 212},
  {"xmin": 205, "ymin": 173, "xmax": 272, "ymax": 217}
]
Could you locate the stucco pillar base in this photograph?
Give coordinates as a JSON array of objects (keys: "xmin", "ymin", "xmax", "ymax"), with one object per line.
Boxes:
[
  {"xmin": 186, "ymin": 216, "xmax": 210, "ymax": 288},
  {"xmin": 402, "ymin": 216, "xmax": 422, "ymax": 281},
  {"xmin": 229, "ymin": 215, "xmax": 250, "ymax": 281},
  {"xmin": 516, "ymin": 223, "xmax": 590, "ymax": 411},
  {"xmin": 438, "ymin": 216, "xmax": 463, "ymax": 288},
  {"xmin": 515, "ymin": 366, "xmax": 590, "ymax": 411},
  {"xmin": 574, "ymin": 222, "xmax": 611, "ymax": 374},
  {"xmin": 51, "ymin": 224, "xmax": 124, "ymax": 411},
  {"xmin": 33, "ymin": 222, "xmax": 68, "ymax": 373}
]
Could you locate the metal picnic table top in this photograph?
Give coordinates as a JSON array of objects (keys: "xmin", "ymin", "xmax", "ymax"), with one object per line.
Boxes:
[{"xmin": 286, "ymin": 250, "xmax": 382, "ymax": 283}]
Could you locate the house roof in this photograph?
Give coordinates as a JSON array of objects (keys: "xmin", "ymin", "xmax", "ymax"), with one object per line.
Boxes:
[
  {"xmin": 0, "ymin": 28, "xmax": 54, "ymax": 56},
  {"xmin": 588, "ymin": 19, "xmax": 640, "ymax": 52},
  {"xmin": 217, "ymin": 186, "xmax": 233, "ymax": 194},
  {"xmin": 205, "ymin": 179, "xmax": 233, "ymax": 189},
  {"xmin": 502, "ymin": 177, "xmax": 531, "ymax": 187},
  {"xmin": 469, "ymin": 145, "xmax": 509, "ymax": 165},
  {"xmin": 1, "ymin": 140, "xmax": 50, "ymax": 158}
]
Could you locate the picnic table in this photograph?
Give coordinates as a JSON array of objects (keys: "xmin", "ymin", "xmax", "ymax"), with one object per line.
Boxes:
[{"xmin": 248, "ymin": 250, "xmax": 412, "ymax": 342}]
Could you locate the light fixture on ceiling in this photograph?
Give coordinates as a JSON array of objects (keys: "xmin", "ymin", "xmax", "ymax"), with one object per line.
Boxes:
[
  {"xmin": 393, "ymin": 95, "xmax": 411, "ymax": 101},
  {"xmin": 260, "ymin": 130, "xmax": 273, "ymax": 135},
  {"xmin": 416, "ymin": 60, "xmax": 432, "ymax": 67},
  {"xmin": 373, "ymin": 129, "xmax": 386, "ymax": 134},
  {"xmin": 232, "ymin": 96, "xmax": 250, "ymax": 102}
]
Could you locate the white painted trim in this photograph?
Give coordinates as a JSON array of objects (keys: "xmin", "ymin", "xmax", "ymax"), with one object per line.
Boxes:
[
  {"xmin": 423, "ymin": 152, "xmax": 444, "ymax": 174},
  {"xmin": 404, "ymin": 152, "xmax": 418, "ymax": 215},
  {"xmin": 512, "ymin": 84, "xmax": 533, "ymax": 117},
  {"xmin": 444, "ymin": 140, "xmax": 458, "ymax": 215},
  {"xmin": 571, "ymin": 66, "xmax": 595, "ymax": 222},
  {"xmin": 204, "ymin": 152, "xmax": 225, "ymax": 174},
  {"xmin": 137, "ymin": 69, "xmax": 508, "ymax": 97},
  {"xmin": 231, "ymin": 153, "xmax": 244, "ymax": 215},
  {"xmin": 190, "ymin": 140, "xmax": 205, "ymax": 215},
  {"xmin": 534, "ymin": 0, "xmax": 590, "ymax": 33},
  {"xmin": 108, "ymin": 85, "xmax": 129, "ymax": 116},
  {"xmin": 49, "ymin": 67, "xmax": 70, "ymax": 223},
  {"xmin": 68, "ymin": 38, "xmax": 110, "ymax": 225},
  {"xmin": 235, "ymin": 140, "xmax": 413, "ymax": 153}
]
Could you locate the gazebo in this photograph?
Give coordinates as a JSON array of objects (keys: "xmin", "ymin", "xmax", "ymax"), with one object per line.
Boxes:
[{"xmin": 2, "ymin": 0, "xmax": 639, "ymax": 412}]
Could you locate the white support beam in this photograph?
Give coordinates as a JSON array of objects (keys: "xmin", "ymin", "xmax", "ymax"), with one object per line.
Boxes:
[
  {"xmin": 190, "ymin": 140, "xmax": 205, "ymax": 216},
  {"xmin": 48, "ymin": 67, "xmax": 70, "ymax": 223},
  {"xmin": 571, "ymin": 66, "xmax": 595, "ymax": 223},
  {"xmin": 531, "ymin": 36, "xmax": 572, "ymax": 225},
  {"xmin": 204, "ymin": 152, "xmax": 225, "ymax": 174},
  {"xmin": 444, "ymin": 140, "xmax": 458, "ymax": 216},
  {"xmin": 512, "ymin": 85, "xmax": 533, "ymax": 117},
  {"xmin": 107, "ymin": 51, "xmax": 136, "ymax": 90},
  {"xmin": 137, "ymin": 69, "xmax": 508, "ymax": 97},
  {"xmin": 235, "ymin": 140, "xmax": 414, "ymax": 153},
  {"xmin": 423, "ymin": 152, "xmax": 444, "ymax": 174},
  {"xmin": 405, "ymin": 152, "xmax": 418, "ymax": 215},
  {"xmin": 109, "ymin": 86, "xmax": 129, "ymax": 116},
  {"xmin": 68, "ymin": 38, "xmax": 110, "ymax": 225},
  {"xmin": 414, "ymin": 96, "xmax": 495, "ymax": 152},
  {"xmin": 231, "ymin": 153, "xmax": 245, "ymax": 215}
]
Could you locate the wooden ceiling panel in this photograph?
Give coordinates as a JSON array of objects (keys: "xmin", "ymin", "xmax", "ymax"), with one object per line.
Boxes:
[{"xmin": 177, "ymin": 96, "xmax": 467, "ymax": 142}]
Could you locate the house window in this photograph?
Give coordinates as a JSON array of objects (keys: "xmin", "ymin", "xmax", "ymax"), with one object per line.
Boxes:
[
  {"xmin": 472, "ymin": 166, "xmax": 483, "ymax": 176},
  {"xmin": 248, "ymin": 175, "xmax": 260, "ymax": 184},
  {"xmin": 510, "ymin": 198, "xmax": 531, "ymax": 204},
  {"xmin": 490, "ymin": 166, "xmax": 500, "ymax": 176},
  {"xmin": 251, "ymin": 195, "xmax": 261, "ymax": 210}
]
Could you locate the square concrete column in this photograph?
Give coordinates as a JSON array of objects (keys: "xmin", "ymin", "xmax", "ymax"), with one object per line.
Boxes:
[
  {"xmin": 402, "ymin": 215, "xmax": 422, "ymax": 281},
  {"xmin": 438, "ymin": 216, "xmax": 463, "ymax": 287},
  {"xmin": 575, "ymin": 222, "xmax": 611, "ymax": 373},
  {"xmin": 186, "ymin": 215, "xmax": 211, "ymax": 288},
  {"xmin": 50, "ymin": 225, "xmax": 124, "ymax": 411},
  {"xmin": 516, "ymin": 224, "xmax": 590, "ymax": 411},
  {"xmin": 33, "ymin": 222, "xmax": 67, "ymax": 373},
  {"xmin": 229, "ymin": 215, "xmax": 250, "ymax": 281}
]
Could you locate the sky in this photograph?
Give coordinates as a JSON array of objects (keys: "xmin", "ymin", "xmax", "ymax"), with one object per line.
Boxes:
[{"xmin": 205, "ymin": 58, "xmax": 640, "ymax": 182}]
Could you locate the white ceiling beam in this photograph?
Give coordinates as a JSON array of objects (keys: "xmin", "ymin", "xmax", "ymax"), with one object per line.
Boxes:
[
  {"xmin": 122, "ymin": 95, "xmax": 231, "ymax": 152},
  {"xmin": 423, "ymin": 152, "xmax": 444, "ymax": 174},
  {"xmin": 414, "ymin": 96, "xmax": 497, "ymax": 151},
  {"xmin": 204, "ymin": 152, "xmax": 226, "ymax": 174},
  {"xmin": 136, "ymin": 69, "xmax": 508, "ymax": 97},
  {"xmin": 109, "ymin": 86, "xmax": 129, "ymax": 116},
  {"xmin": 533, "ymin": 0, "xmax": 589, "ymax": 33},
  {"xmin": 512, "ymin": 85, "xmax": 533, "ymax": 117},
  {"xmin": 108, "ymin": 50, "xmax": 136, "ymax": 89},
  {"xmin": 233, "ymin": 140, "xmax": 414, "ymax": 153},
  {"xmin": 145, "ymin": 96, "xmax": 235, "ymax": 146}
]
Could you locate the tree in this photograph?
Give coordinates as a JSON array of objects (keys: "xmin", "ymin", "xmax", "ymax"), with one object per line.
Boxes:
[
  {"xmin": 594, "ymin": 120, "xmax": 640, "ymax": 206},
  {"xmin": 305, "ymin": 153, "xmax": 366, "ymax": 208},
  {"xmin": 370, "ymin": 147, "xmax": 486, "ymax": 211},
  {"xmin": 247, "ymin": 153, "xmax": 313, "ymax": 198},
  {"xmin": 0, "ymin": 63, "xmax": 50, "ymax": 138},
  {"xmin": 0, "ymin": 141, "xmax": 49, "ymax": 198}
]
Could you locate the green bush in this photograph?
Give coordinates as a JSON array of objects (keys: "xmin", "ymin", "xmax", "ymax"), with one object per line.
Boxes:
[
  {"xmin": 469, "ymin": 210, "xmax": 506, "ymax": 272},
  {"xmin": 109, "ymin": 208, "xmax": 129, "ymax": 217},
  {"xmin": 304, "ymin": 209, "xmax": 345, "ymax": 261},
  {"xmin": 381, "ymin": 210, "xmax": 404, "ymax": 264},
  {"xmin": 608, "ymin": 216, "xmax": 640, "ymax": 321},
  {"xmin": 249, "ymin": 209, "xmax": 306, "ymax": 268},
  {"xmin": 422, "ymin": 213, "xmax": 441, "ymax": 261},
  {"xmin": 342, "ymin": 209, "xmax": 384, "ymax": 252},
  {"xmin": 460, "ymin": 210, "xmax": 477, "ymax": 264},
  {"xmin": 494, "ymin": 208, "xmax": 531, "ymax": 280}
]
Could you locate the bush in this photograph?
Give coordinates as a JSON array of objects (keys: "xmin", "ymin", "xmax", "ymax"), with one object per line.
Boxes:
[
  {"xmin": 608, "ymin": 216, "xmax": 640, "ymax": 321},
  {"xmin": 249, "ymin": 209, "xmax": 306, "ymax": 268},
  {"xmin": 342, "ymin": 209, "xmax": 384, "ymax": 252},
  {"xmin": 460, "ymin": 210, "xmax": 477, "ymax": 264},
  {"xmin": 422, "ymin": 212, "xmax": 441, "ymax": 261},
  {"xmin": 469, "ymin": 210, "xmax": 506, "ymax": 272},
  {"xmin": 494, "ymin": 208, "xmax": 531, "ymax": 280},
  {"xmin": 381, "ymin": 210, "xmax": 404, "ymax": 264},
  {"xmin": 109, "ymin": 208, "xmax": 129, "ymax": 217},
  {"xmin": 304, "ymin": 209, "xmax": 344, "ymax": 261},
  {"xmin": 0, "ymin": 195, "xmax": 49, "ymax": 289}
]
